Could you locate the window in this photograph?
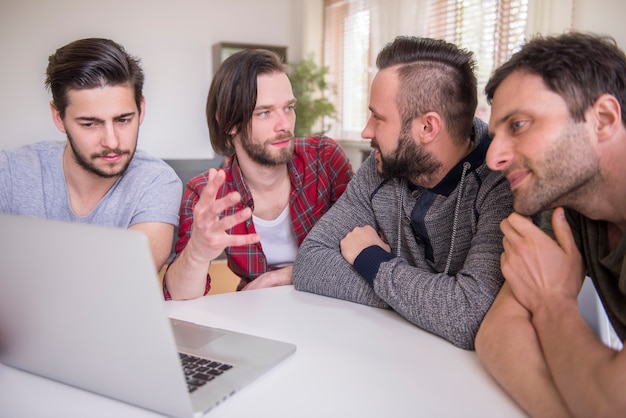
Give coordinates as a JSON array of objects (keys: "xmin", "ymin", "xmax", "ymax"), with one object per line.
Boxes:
[
  {"xmin": 323, "ymin": 0, "xmax": 371, "ymax": 140},
  {"xmin": 323, "ymin": 0, "xmax": 529, "ymax": 139}
]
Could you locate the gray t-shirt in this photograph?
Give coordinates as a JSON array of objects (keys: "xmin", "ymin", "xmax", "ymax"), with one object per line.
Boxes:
[{"xmin": 0, "ymin": 141, "xmax": 182, "ymax": 227}]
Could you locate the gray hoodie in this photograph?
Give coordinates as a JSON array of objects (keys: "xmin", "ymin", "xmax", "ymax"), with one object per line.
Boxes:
[{"xmin": 293, "ymin": 118, "xmax": 514, "ymax": 350}]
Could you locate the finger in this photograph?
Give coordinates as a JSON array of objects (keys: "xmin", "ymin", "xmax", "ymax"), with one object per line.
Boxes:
[
  {"xmin": 550, "ymin": 207, "xmax": 578, "ymax": 255},
  {"xmin": 196, "ymin": 169, "xmax": 227, "ymax": 208},
  {"xmin": 218, "ymin": 206, "xmax": 254, "ymax": 231},
  {"xmin": 362, "ymin": 224, "xmax": 377, "ymax": 234},
  {"xmin": 504, "ymin": 212, "xmax": 536, "ymax": 237},
  {"xmin": 500, "ymin": 251, "xmax": 511, "ymax": 279},
  {"xmin": 193, "ymin": 193, "xmax": 243, "ymax": 231},
  {"xmin": 222, "ymin": 231, "xmax": 261, "ymax": 247}
]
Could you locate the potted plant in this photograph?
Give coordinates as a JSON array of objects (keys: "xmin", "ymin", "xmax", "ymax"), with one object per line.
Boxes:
[{"xmin": 288, "ymin": 54, "xmax": 336, "ymax": 138}]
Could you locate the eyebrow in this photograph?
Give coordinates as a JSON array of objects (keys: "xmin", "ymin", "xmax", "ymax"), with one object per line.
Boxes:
[
  {"xmin": 254, "ymin": 98, "xmax": 297, "ymax": 112},
  {"xmin": 488, "ymin": 109, "xmax": 516, "ymax": 137},
  {"xmin": 368, "ymin": 106, "xmax": 382, "ymax": 119},
  {"xmin": 74, "ymin": 112, "xmax": 136, "ymax": 123}
]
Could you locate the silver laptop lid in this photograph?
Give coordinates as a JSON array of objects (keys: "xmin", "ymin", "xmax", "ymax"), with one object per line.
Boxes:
[{"xmin": 0, "ymin": 214, "xmax": 197, "ymax": 417}]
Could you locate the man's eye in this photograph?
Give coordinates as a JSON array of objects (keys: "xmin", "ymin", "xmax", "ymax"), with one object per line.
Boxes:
[{"xmin": 511, "ymin": 120, "xmax": 525, "ymax": 132}]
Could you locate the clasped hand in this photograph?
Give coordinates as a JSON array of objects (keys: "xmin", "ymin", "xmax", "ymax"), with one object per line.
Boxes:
[
  {"xmin": 340, "ymin": 225, "xmax": 391, "ymax": 265},
  {"xmin": 500, "ymin": 208, "xmax": 585, "ymax": 313}
]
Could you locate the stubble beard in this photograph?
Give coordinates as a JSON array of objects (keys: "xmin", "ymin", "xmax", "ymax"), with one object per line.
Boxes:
[
  {"xmin": 67, "ymin": 131, "xmax": 134, "ymax": 179},
  {"xmin": 511, "ymin": 123, "xmax": 599, "ymax": 216},
  {"xmin": 241, "ymin": 133, "xmax": 295, "ymax": 167}
]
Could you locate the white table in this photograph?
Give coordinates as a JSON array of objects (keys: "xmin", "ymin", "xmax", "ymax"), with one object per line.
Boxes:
[{"xmin": 0, "ymin": 286, "xmax": 524, "ymax": 417}]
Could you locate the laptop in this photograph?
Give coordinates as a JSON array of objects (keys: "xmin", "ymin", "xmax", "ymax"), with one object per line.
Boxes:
[{"xmin": 0, "ymin": 213, "xmax": 296, "ymax": 417}]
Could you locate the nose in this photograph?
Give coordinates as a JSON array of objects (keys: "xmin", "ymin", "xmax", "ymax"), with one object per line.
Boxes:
[
  {"xmin": 361, "ymin": 116, "xmax": 374, "ymax": 140},
  {"xmin": 486, "ymin": 134, "xmax": 512, "ymax": 172},
  {"xmin": 101, "ymin": 123, "xmax": 120, "ymax": 150},
  {"xmin": 276, "ymin": 109, "xmax": 295, "ymax": 133}
]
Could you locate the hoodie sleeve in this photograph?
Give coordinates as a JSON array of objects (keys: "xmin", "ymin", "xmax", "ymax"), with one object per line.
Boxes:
[{"xmin": 293, "ymin": 157, "xmax": 390, "ymax": 309}]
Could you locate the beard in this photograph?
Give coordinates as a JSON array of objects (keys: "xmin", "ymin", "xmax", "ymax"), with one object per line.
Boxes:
[
  {"xmin": 509, "ymin": 122, "xmax": 600, "ymax": 216},
  {"xmin": 375, "ymin": 127, "xmax": 441, "ymax": 184},
  {"xmin": 240, "ymin": 132, "xmax": 295, "ymax": 166},
  {"xmin": 67, "ymin": 131, "xmax": 134, "ymax": 179}
]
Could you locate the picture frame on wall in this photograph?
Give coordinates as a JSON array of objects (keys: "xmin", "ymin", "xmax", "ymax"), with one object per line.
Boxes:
[{"xmin": 212, "ymin": 42, "xmax": 288, "ymax": 73}]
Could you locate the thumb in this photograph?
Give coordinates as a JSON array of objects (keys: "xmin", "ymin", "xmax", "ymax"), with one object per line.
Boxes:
[{"xmin": 551, "ymin": 207, "xmax": 577, "ymax": 254}]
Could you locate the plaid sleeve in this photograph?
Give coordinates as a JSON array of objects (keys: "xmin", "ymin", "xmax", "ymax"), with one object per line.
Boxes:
[{"xmin": 162, "ymin": 173, "xmax": 212, "ymax": 299}]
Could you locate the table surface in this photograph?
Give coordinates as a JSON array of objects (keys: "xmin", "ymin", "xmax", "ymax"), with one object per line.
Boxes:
[{"xmin": 0, "ymin": 286, "xmax": 525, "ymax": 417}]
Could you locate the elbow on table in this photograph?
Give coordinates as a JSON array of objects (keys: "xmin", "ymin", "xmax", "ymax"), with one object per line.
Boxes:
[{"xmin": 445, "ymin": 322, "xmax": 480, "ymax": 351}]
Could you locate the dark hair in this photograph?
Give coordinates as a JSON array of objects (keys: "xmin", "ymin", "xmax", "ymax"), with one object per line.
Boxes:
[
  {"xmin": 485, "ymin": 31, "xmax": 626, "ymax": 126},
  {"xmin": 376, "ymin": 36, "xmax": 477, "ymax": 141},
  {"xmin": 206, "ymin": 49, "xmax": 287, "ymax": 155},
  {"xmin": 45, "ymin": 38, "xmax": 144, "ymax": 119}
]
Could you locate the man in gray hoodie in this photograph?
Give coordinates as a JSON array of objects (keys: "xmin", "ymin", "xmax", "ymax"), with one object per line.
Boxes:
[{"xmin": 293, "ymin": 36, "xmax": 514, "ymax": 350}]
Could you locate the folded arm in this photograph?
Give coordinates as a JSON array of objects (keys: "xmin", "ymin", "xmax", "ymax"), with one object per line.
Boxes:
[
  {"xmin": 480, "ymin": 208, "xmax": 626, "ymax": 417},
  {"xmin": 293, "ymin": 165, "xmax": 389, "ymax": 308}
]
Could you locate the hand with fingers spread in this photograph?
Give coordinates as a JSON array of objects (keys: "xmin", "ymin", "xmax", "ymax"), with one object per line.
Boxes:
[
  {"xmin": 184, "ymin": 168, "xmax": 261, "ymax": 264},
  {"xmin": 499, "ymin": 208, "xmax": 585, "ymax": 313},
  {"xmin": 164, "ymin": 168, "xmax": 261, "ymax": 300}
]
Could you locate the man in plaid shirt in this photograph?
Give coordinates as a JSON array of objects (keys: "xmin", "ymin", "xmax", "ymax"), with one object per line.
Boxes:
[{"xmin": 164, "ymin": 49, "xmax": 353, "ymax": 300}]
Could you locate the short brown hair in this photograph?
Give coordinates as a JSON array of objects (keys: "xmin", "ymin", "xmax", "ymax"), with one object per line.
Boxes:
[
  {"xmin": 486, "ymin": 31, "xmax": 626, "ymax": 126},
  {"xmin": 45, "ymin": 38, "xmax": 144, "ymax": 119}
]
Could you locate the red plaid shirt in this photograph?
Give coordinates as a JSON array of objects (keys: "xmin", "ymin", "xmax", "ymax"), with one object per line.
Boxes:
[{"xmin": 164, "ymin": 136, "xmax": 353, "ymax": 298}]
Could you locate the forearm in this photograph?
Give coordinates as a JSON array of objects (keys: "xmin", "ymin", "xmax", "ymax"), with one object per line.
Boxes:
[
  {"xmin": 475, "ymin": 284, "xmax": 572, "ymax": 417},
  {"xmin": 532, "ymin": 296, "xmax": 626, "ymax": 418},
  {"xmin": 371, "ymin": 259, "xmax": 498, "ymax": 349},
  {"xmin": 129, "ymin": 222, "xmax": 174, "ymax": 271},
  {"xmin": 294, "ymin": 167, "xmax": 389, "ymax": 308},
  {"xmin": 164, "ymin": 244, "xmax": 212, "ymax": 300},
  {"xmin": 294, "ymin": 237, "xmax": 388, "ymax": 307}
]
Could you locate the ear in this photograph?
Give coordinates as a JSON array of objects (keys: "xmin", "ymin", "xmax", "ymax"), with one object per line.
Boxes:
[
  {"xmin": 138, "ymin": 96, "xmax": 146, "ymax": 125},
  {"xmin": 592, "ymin": 94, "xmax": 621, "ymax": 142},
  {"xmin": 49, "ymin": 101, "xmax": 67, "ymax": 134},
  {"xmin": 414, "ymin": 112, "xmax": 442, "ymax": 145}
]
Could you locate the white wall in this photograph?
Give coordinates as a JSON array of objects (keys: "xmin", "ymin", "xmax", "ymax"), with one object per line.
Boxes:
[
  {"xmin": 0, "ymin": 0, "xmax": 305, "ymax": 159},
  {"xmin": 572, "ymin": 0, "xmax": 626, "ymax": 47}
]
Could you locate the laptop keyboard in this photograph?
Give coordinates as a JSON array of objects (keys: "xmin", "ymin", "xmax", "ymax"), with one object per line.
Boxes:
[{"xmin": 179, "ymin": 352, "xmax": 234, "ymax": 393}]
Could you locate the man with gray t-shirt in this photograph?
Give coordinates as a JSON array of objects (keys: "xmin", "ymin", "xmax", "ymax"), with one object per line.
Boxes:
[{"xmin": 0, "ymin": 38, "xmax": 181, "ymax": 271}]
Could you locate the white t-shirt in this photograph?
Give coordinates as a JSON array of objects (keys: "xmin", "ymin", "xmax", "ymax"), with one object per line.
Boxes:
[{"xmin": 252, "ymin": 206, "xmax": 298, "ymax": 268}]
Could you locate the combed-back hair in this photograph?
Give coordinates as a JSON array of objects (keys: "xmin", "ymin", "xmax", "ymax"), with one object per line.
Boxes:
[
  {"xmin": 486, "ymin": 31, "xmax": 626, "ymax": 126},
  {"xmin": 206, "ymin": 49, "xmax": 287, "ymax": 155},
  {"xmin": 376, "ymin": 36, "xmax": 478, "ymax": 142},
  {"xmin": 45, "ymin": 38, "xmax": 144, "ymax": 118}
]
